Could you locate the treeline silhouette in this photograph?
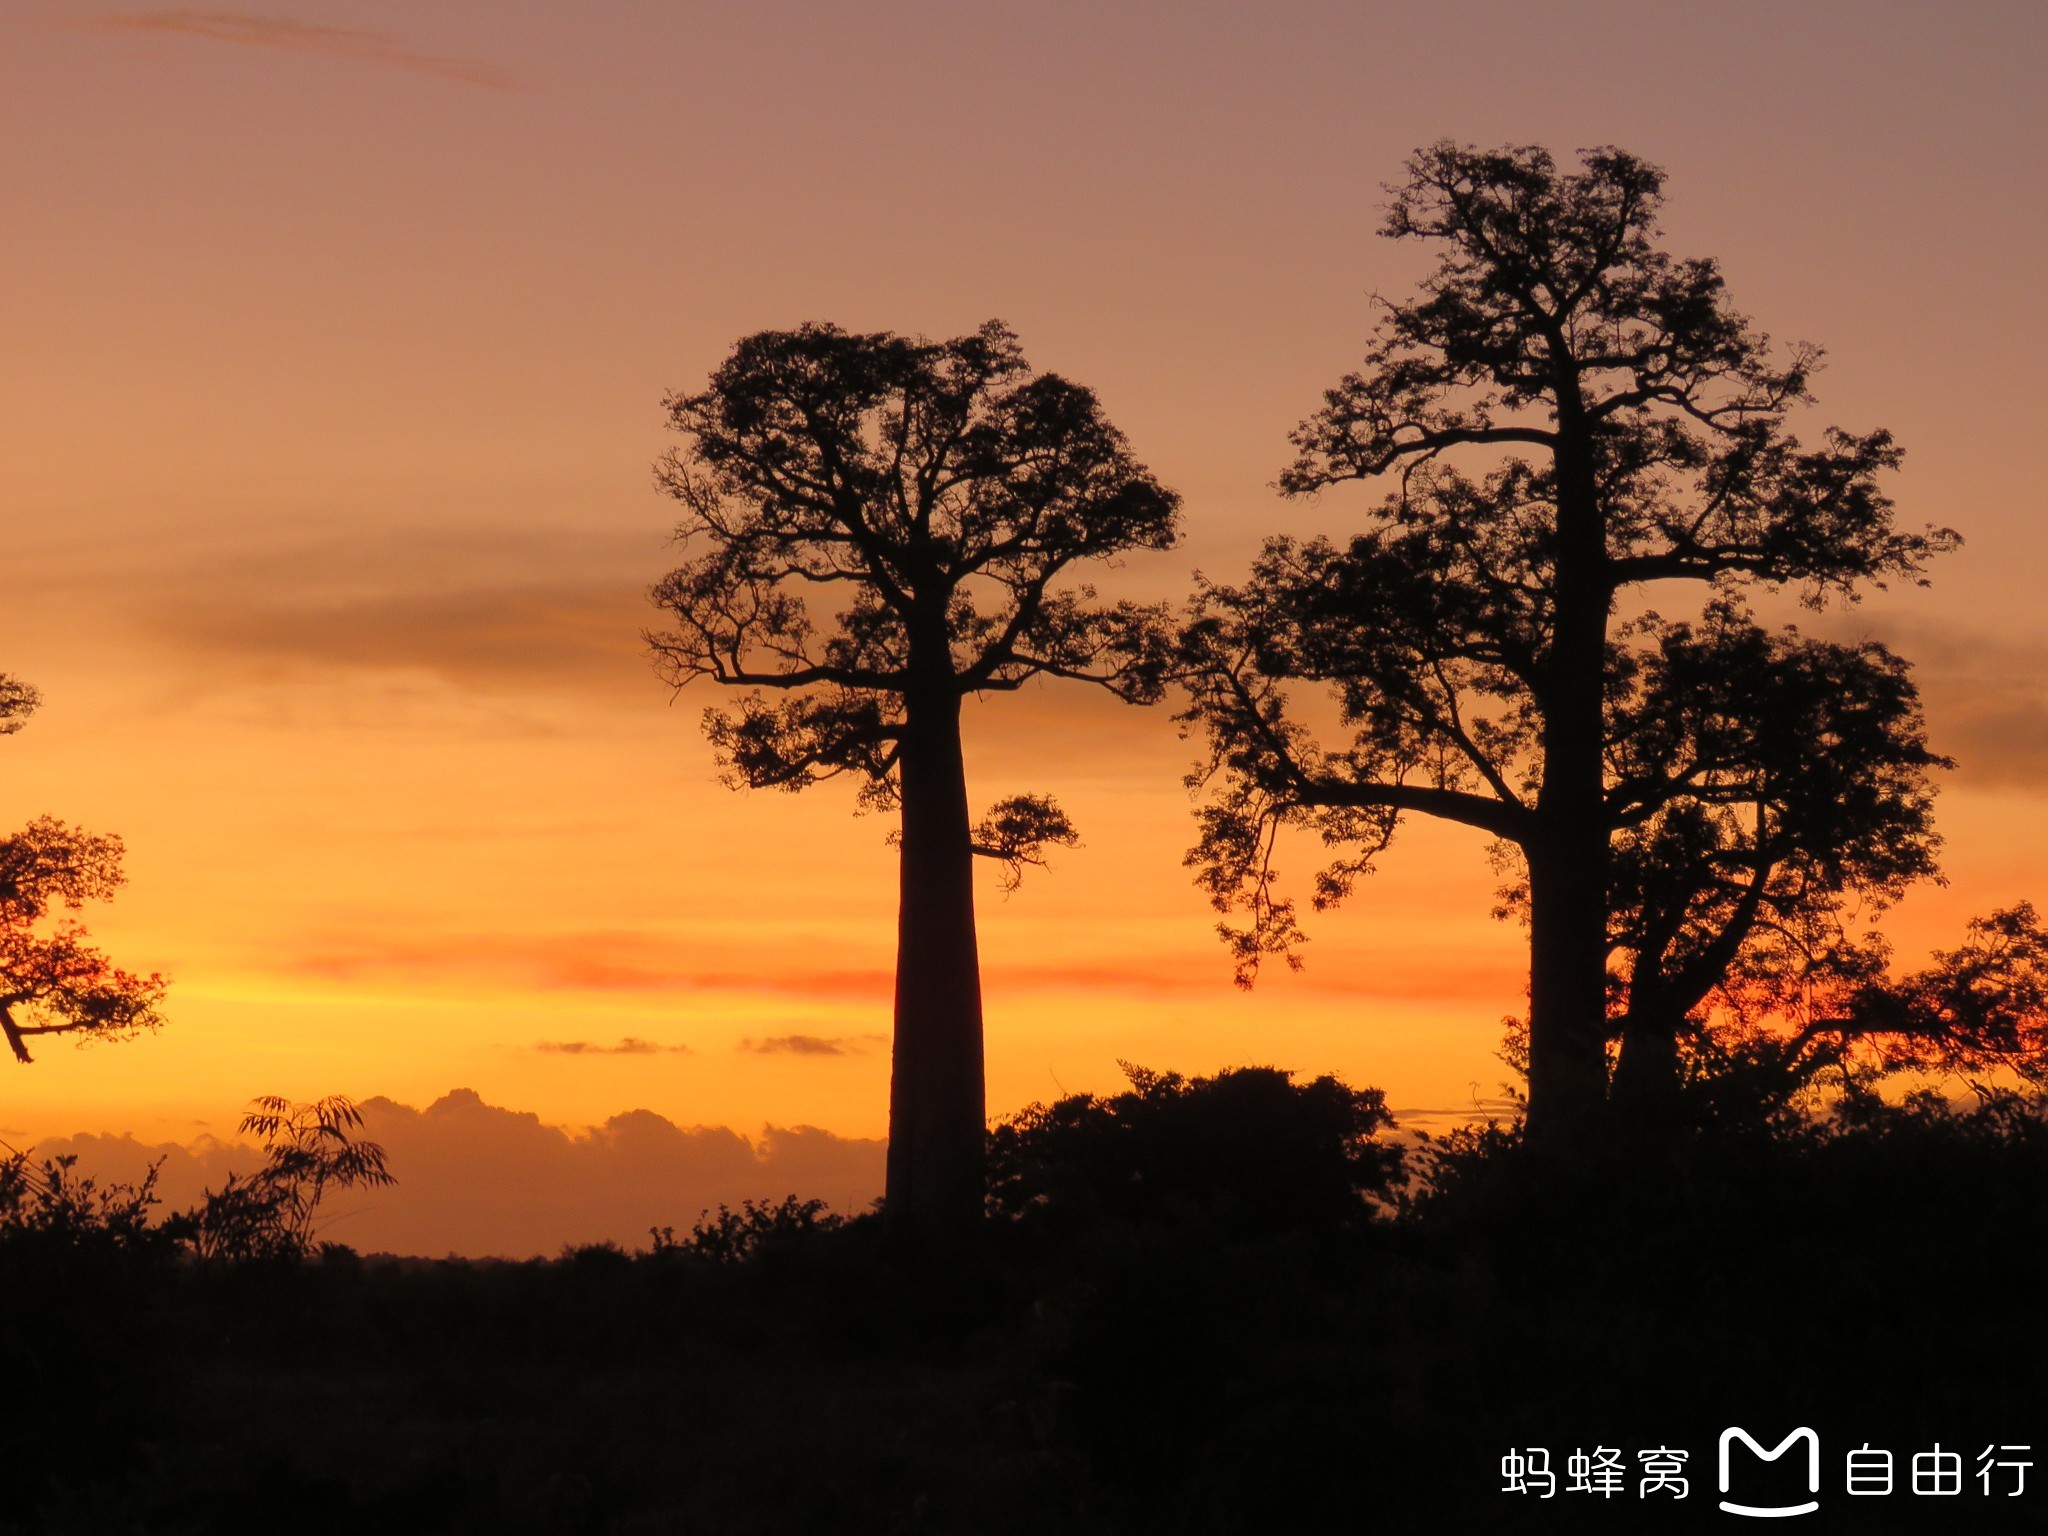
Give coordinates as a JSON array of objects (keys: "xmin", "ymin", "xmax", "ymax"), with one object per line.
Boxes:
[{"xmin": 8, "ymin": 1070, "xmax": 2048, "ymax": 1531}]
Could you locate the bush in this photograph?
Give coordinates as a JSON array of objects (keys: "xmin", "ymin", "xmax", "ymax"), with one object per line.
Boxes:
[
  {"xmin": 986, "ymin": 1063, "xmax": 1405, "ymax": 1240},
  {"xmin": 0, "ymin": 1149, "xmax": 168, "ymax": 1255},
  {"xmin": 649, "ymin": 1195, "xmax": 847, "ymax": 1266}
]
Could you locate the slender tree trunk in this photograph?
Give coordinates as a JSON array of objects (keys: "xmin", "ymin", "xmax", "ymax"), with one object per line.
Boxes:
[
  {"xmin": 1524, "ymin": 389, "xmax": 1614, "ymax": 1147},
  {"xmin": 1611, "ymin": 1008, "xmax": 1682, "ymax": 1112},
  {"xmin": 884, "ymin": 684, "xmax": 987, "ymax": 1254},
  {"xmin": 1612, "ymin": 888, "xmax": 1769, "ymax": 1115}
]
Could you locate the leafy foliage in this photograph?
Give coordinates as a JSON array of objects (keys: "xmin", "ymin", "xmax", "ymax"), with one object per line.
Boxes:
[
  {"xmin": 7, "ymin": 1066, "xmax": 2048, "ymax": 1532},
  {"xmin": 967, "ymin": 793, "xmax": 1081, "ymax": 894},
  {"xmin": 0, "ymin": 674, "xmax": 37, "ymax": 735},
  {"xmin": 1698, "ymin": 903, "xmax": 2048, "ymax": 1105},
  {"xmin": 0, "ymin": 818, "xmax": 169, "ymax": 1063}
]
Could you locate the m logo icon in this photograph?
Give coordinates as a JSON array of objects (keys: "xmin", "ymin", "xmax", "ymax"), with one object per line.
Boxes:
[{"xmin": 1719, "ymin": 1427, "xmax": 1821, "ymax": 1518}]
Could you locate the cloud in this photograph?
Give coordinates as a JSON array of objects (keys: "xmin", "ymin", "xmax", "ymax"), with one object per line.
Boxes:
[
  {"xmin": 28, "ymin": 1088, "xmax": 885, "ymax": 1258},
  {"xmin": 157, "ymin": 579, "xmax": 653, "ymax": 699},
  {"xmin": 536, "ymin": 1038, "xmax": 692, "ymax": 1056},
  {"xmin": 16, "ymin": 502, "xmax": 663, "ymax": 710},
  {"xmin": 89, "ymin": 11, "xmax": 513, "ymax": 88},
  {"xmin": 1811, "ymin": 616, "xmax": 2048, "ymax": 796},
  {"xmin": 739, "ymin": 1033, "xmax": 886, "ymax": 1056}
]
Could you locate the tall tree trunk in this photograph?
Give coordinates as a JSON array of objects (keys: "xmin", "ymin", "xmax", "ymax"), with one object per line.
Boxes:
[
  {"xmin": 1524, "ymin": 389, "xmax": 1614, "ymax": 1147},
  {"xmin": 1523, "ymin": 844, "xmax": 1611, "ymax": 1144},
  {"xmin": 884, "ymin": 685, "xmax": 987, "ymax": 1254}
]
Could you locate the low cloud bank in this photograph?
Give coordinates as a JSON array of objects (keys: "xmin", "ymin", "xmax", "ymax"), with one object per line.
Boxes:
[{"xmin": 29, "ymin": 1089, "xmax": 884, "ymax": 1259}]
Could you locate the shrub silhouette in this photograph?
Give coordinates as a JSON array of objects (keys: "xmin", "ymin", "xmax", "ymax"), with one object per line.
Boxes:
[
  {"xmin": 649, "ymin": 1195, "xmax": 847, "ymax": 1266},
  {"xmin": 2, "ymin": 1096, "xmax": 392, "ymax": 1268},
  {"xmin": 986, "ymin": 1063, "xmax": 1404, "ymax": 1238},
  {"xmin": 0, "ymin": 1146, "xmax": 170, "ymax": 1257},
  {"xmin": 0, "ymin": 676, "xmax": 169, "ymax": 1066}
]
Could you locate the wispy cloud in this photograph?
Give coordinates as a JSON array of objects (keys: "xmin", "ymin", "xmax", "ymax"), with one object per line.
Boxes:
[
  {"xmin": 267, "ymin": 926, "xmax": 1520, "ymax": 1006},
  {"xmin": 90, "ymin": 11, "xmax": 513, "ymax": 88},
  {"xmin": 158, "ymin": 580, "xmax": 650, "ymax": 697},
  {"xmin": 278, "ymin": 929, "xmax": 897, "ymax": 999},
  {"xmin": 536, "ymin": 1037, "xmax": 694, "ymax": 1056},
  {"xmin": 739, "ymin": 1033, "xmax": 886, "ymax": 1057}
]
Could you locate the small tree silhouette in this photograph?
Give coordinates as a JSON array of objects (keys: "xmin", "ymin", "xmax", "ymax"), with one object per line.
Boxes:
[
  {"xmin": 0, "ymin": 677, "xmax": 167, "ymax": 1065},
  {"xmin": 175, "ymin": 1095, "xmax": 394, "ymax": 1262}
]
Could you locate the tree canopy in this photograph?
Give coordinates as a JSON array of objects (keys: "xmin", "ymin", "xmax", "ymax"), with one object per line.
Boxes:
[{"xmin": 649, "ymin": 321, "xmax": 1178, "ymax": 785}]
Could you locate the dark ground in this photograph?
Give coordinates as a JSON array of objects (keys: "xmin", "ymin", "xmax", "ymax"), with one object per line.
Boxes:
[{"xmin": 7, "ymin": 1084, "xmax": 2048, "ymax": 1535}]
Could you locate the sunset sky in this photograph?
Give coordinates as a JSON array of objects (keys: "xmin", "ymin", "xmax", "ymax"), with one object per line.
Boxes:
[{"xmin": 5, "ymin": 2, "xmax": 2045, "ymax": 1243}]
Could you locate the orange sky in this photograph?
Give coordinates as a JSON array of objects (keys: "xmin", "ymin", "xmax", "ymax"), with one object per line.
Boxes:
[{"xmin": 5, "ymin": 1, "xmax": 2046, "ymax": 1192}]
